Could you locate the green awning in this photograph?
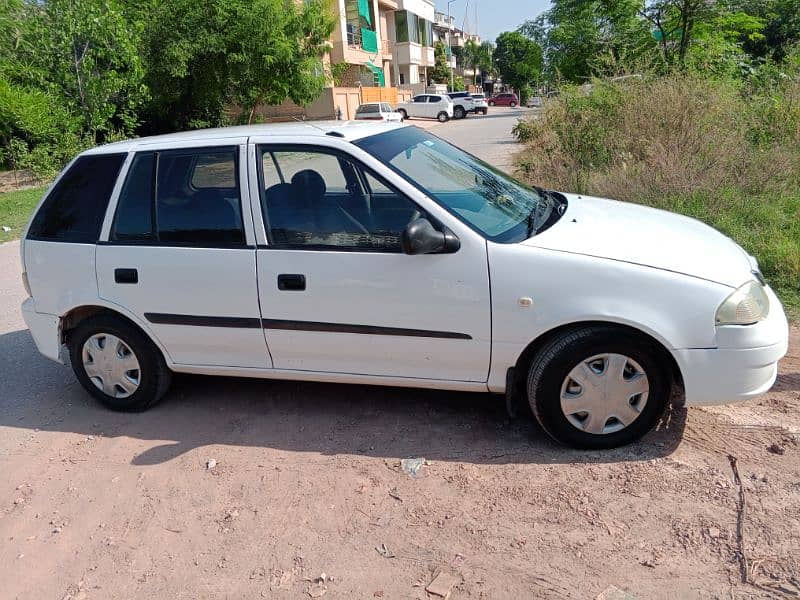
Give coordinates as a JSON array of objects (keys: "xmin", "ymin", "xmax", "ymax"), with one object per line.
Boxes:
[
  {"xmin": 361, "ymin": 27, "xmax": 378, "ymax": 53},
  {"xmin": 364, "ymin": 61, "xmax": 385, "ymax": 87},
  {"xmin": 358, "ymin": 0, "xmax": 371, "ymax": 25}
]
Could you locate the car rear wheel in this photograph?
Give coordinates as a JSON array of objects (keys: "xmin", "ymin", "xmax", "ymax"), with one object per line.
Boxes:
[
  {"xmin": 69, "ymin": 314, "xmax": 171, "ymax": 412},
  {"xmin": 397, "ymin": 109, "xmax": 407, "ymax": 120},
  {"xmin": 526, "ymin": 325, "xmax": 669, "ymax": 449},
  {"xmin": 510, "ymin": 101, "xmax": 517, "ymax": 107},
  {"xmin": 437, "ymin": 111, "xmax": 450, "ymax": 123},
  {"xmin": 454, "ymin": 106, "xmax": 465, "ymax": 119},
  {"xmin": 481, "ymin": 108, "xmax": 488, "ymax": 115}
]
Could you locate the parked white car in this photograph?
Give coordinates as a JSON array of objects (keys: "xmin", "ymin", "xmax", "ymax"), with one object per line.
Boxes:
[
  {"xmin": 470, "ymin": 93, "xmax": 490, "ymax": 115},
  {"xmin": 395, "ymin": 94, "xmax": 453, "ymax": 122},
  {"xmin": 354, "ymin": 102, "xmax": 403, "ymax": 122},
  {"xmin": 20, "ymin": 122, "xmax": 788, "ymax": 449}
]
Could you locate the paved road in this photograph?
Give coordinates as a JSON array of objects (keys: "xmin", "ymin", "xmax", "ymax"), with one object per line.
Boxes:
[{"xmin": 410, "ymin": 106, "xmax": 533, "ymax": 173}]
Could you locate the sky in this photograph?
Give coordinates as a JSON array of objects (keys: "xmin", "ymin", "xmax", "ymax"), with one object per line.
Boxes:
[{"xmin": 433, "ymin": 0, "xmax": 551, "ymax": 43}]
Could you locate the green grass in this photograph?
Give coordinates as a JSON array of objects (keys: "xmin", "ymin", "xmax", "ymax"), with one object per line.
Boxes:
[{"xmin": 0, "ymin": 186, "xmax": 46, "ymax": 244}]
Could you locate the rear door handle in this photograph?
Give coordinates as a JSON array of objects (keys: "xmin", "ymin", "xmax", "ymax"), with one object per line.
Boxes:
[
  {"xmin": 115, "ymin": 268, "xmax": 138, "ymax": 284},
  {"xmin": 277, "ymin": 274, "xmax": 306, "ymax": 291}
]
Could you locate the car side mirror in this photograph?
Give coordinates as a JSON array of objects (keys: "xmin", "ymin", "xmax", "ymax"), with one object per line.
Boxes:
[{"xmin": 401, "ymin": 218, "xmax": 460, "ymax": 255}]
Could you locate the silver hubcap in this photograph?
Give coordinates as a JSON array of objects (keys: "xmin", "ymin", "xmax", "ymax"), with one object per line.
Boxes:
[
  {"xmin": 560, "ymin": 353, "xmax": 649, "ymax": 435},
  {"xmin": 81, "ymin": 333, "xmax": 141, "ymax": 398}
]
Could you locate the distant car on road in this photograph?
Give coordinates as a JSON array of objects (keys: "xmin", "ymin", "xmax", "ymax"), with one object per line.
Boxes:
[
  {"xmin": 445, "ymin": 92, "xmax": 477, "ymax": 119},
  {"xmin": 470, "ymin": 93, "xmax": 489, "ymax": 115},
  {"xmin": 354, "ymin": 102, "xmax": 403, "ymax": 122},
  {"xmin": 488, "ymin": 92, "xmax": 519, "ymax": 107},
  {"xmin": 527, "ymin": 96, "xmax": 543, "ymax": 108},
  {"xmin": 396, "ymin": 94, "xmax": 453, "ymax": 122}
]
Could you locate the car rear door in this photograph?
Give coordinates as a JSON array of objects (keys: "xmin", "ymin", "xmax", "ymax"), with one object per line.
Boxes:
[
  {"xmin": 247, "ymin": 137, "xmax": 491, "ymax": 382},
  {"xmin": 427, "ymin": 95, "xmax": 441, "ymax": 118},
  {"xmin": 409, "ymin": 95, "xmax": 427, "ymax": 118},
  {"xmin": 96, "ymin": 138, "xmax": 269, "ymax": 369}
]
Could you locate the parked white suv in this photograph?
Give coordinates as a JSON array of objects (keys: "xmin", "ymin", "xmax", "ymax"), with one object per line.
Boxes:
[
  {"xmin": 396, "ymin": 94, "xmax": 453, "ymax": 122},
  {"xmin": 21, "ymin": 121, "xmax": 788, "ymax": 449}
]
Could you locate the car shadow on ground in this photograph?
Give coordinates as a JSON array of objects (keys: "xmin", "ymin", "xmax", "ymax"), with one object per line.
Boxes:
[{"xmin": 1, "ymin": 328, "xmax": 692, "ymax": 467}]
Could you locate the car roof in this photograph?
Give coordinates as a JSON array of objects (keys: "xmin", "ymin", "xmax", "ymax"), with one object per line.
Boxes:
[{"xmin": 82, "ymin": 121, "xmax": 408, "ymax": 155}]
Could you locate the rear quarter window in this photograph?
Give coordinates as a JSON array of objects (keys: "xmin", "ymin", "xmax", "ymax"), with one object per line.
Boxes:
[{"xmin": 27, "ymin": 153, "xmax": 126, "ymax": 243}]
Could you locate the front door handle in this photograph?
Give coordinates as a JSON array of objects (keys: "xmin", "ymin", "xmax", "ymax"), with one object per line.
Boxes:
[
  {"xmin": 115, "ymin": 268, "xmax": 138, "ymax": 284},
  {"xmin": 277, "ymin": 274, "xmax": 306, "ymax": 291}
]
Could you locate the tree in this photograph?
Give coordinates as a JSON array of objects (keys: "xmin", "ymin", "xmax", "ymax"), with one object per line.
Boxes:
[
  {"xmin": 536, "ymin": 0, "xmax": 655, "ymax": 82},
  {"xmin": 493, "ymin": 31, "xmax": 543, "ymax": 100},
  {"xmin": 3, "ymin": 0, "xmax": 147, "ymax": 141},
  {"xmin": 462, "ymin": 40, "xmax": 493, "ymax": 86},
  {"xmin": 142, "ymin": 0, "xmax": 335, "ymax": 130},
  {"xmin": 430, "ymin": 41, "xmax": 452, "ymax": 85}
]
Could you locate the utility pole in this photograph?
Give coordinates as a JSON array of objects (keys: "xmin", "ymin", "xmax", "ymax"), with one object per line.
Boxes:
[{"xmin": 447, "ymin": 0, "xmax": 457, "ymax": 91}]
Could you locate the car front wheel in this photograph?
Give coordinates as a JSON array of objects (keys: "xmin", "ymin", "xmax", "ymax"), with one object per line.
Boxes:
[
  {"xmin": 527, "ymin": 326, "xmax": 669, "ymax": 449},
  {"xmin": 397, "ymin": 109, "xmax": 408, "ymax": 120},
  {"xmin": 488, "ymin": 100, "xmax": 495, "ymax": 106},
  {"xmin": 454, "ymin": 106, "xmax": 465, "ymax": 119},
  {"xmin": 69, "ymin": 314, "xmax": 171, "ymax": 412},
  {"xmin": 437, "ymin": 111, "xmax": 450, "ymax": 123},
  {"xmin": 510, "ymin": 101, "xmax": 517, "ymax": 107}
]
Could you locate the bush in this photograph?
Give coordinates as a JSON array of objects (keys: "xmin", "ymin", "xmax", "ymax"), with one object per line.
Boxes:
[
  {"xmin": 0, "ymin": 77, "xmax": 87, "ymax": 178},
  {"xmin": 514, "ymin": 71, "xmax": 800, "ymax": 317}
]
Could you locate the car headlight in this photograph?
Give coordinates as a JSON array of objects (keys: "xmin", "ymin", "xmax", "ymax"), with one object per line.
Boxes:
[{"xmin": 715, "ymin": 281, "xmax": 770, "ymax": 325}]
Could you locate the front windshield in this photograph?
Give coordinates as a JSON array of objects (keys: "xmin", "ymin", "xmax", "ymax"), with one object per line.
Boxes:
[{"xmin": 355, "ymin": 127, "xmax": 564, "ymax": 242}]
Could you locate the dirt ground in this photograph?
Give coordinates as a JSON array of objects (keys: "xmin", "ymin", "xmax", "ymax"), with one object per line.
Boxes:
[{"xmin": 1, "ymin": 236, "xmax": 799, "ymax": 600}]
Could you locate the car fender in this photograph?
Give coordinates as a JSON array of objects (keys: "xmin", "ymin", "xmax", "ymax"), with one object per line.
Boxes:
[{"xmin": 485, "ymin": 242, "xmax": 731, "ymax": 392}]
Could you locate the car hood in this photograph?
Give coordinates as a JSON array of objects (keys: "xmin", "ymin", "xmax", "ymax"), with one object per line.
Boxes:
[{"xmin": 521, "ymin": 194, "xmax": 754, "ymax": 287}]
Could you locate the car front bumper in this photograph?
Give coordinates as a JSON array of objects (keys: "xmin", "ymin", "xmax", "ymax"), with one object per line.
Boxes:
[
  {"xmin": 21, "ymin": 297, "xmax": 63, "ymax": 363},
  {"xmin": 674, "ymin": 286, "xmax": 789, "ymax": 406}
]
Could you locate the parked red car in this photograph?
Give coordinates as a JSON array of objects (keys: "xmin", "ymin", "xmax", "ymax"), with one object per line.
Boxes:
[{"xmin": 488, "ymin": 93, "xmax": 519, "ymax": 107}]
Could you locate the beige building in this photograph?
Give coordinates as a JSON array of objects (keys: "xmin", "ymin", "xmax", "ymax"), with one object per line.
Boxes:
[{"xmin": 328, "ymin": 0, "xmax": 398, "ymax": 87}]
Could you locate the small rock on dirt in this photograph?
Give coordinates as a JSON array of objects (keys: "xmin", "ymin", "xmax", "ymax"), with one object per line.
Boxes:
[
  {"xmin": 425, "ymin": 571, "xmax": 460, "ymax": 598},
  {"xmin": 596, "ymin": 585, "xmax": 637, "ymax": 600},
  {"xmin": 400, "ymin": 457, "xmax": 426, "ymax": 478},
  {"xmin": 206, "ymin": 459, "xmax": 217, "ymax": 469},
  {"xmin": 767, "ymin": 443, "xmax": 785, "ymax": 455}
]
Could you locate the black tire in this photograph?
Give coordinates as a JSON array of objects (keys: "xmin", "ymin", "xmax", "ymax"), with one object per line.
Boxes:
[
  {"xmin": 526, "ymin": 326, "xmax": 669, "ymax": 449},
  {"xmin": 454, "ymin": 106, "xmax": 465, "ymax": 119},
  {"xmin": 437, "ymin": 111, "xmax": 449, "ymax": 123},
  {"xmin": 510, "ymin": 101, "xmax": 517, "ymax": 107},
  {"xmin": 488, "ymin": 100, "xmax": 495, "ymax": 106},
  {"xmin": 482, "ymin": 108, "xmax": 488, "ymax": 115},
  {"xmin": 69, "ymin": 314, "xmax": 171, "ymax": 412},
  {"xmin": 397, "ymin": 109, "xmax": 408, "ymax": 120}
]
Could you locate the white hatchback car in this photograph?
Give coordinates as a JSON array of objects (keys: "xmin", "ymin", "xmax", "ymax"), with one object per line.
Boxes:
[
  {"xmin": 354, "ymin": 102, "xmax": 403, "ymax": 122},
  {"xmin": 21, "ymin": 122, "xmax": 788, "ymax": 449},
  {"xmin": 396, "ymin": 94, "xmax": 454, "ymax": 122}
]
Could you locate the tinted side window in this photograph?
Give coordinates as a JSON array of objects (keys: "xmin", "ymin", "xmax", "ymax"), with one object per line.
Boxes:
[
  {"xmin": 156, "ymin": 148, "xmax": 244, "ymax": 245},
  {"xmin": 428, "ymin": 95, "xmax": 442, "ymax": 103},
  {"xmin": 28, "ymin": 154, "xmax": 126, "ymax": 243},
  {"xmin": 111, "ymin": 152, "xmax": 154, "ymax": 241},
  {"xmin": 258, "ymin": 147, "xmax": 425, "ymax": 252}
]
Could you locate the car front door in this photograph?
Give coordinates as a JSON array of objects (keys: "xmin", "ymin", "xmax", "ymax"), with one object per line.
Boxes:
[
  {"xmin": 248, "ymin": 140, "xmax": 491, "ymax": 382},
  {"xmin": 96, "ymin": 140, "xmax": 269, "ymax": 369}
]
